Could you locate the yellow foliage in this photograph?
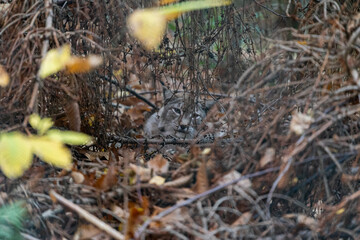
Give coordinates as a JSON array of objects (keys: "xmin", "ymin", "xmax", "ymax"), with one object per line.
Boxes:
[
  {"xmin": 65, "ymin": 55, "xmax": 103, "ymax": 74},
  {"xmin": 29, "ymin": 114, "xmax": 54, "ymax": 135},
  {"xmin": 127, "ymin": 0, "xmax": 232, "ymax": 50},
  {"xmin": 46, "ymin": 129, "xmax": 92, "ymax": 145},
  {"xmin": 30, "ymin": 136, "xmax": 72, "ymax": 170},
  {"xmin": 38, "ymin": 44, "xmax": 71, "ymax": 79},
  {"xmin": 0, "ymin": 114, "xmax": 92, "ymax": 179},
  {"xmin": 38, "ymin": 44, "xmax": 102, "ymax": 78},
  {"xmin": 0, "ymin": 133, "xmax": 33, "ymax": 178},
  {"xmin": 127, "ymin": 9, "xmax": 167, "ymax": 51}
]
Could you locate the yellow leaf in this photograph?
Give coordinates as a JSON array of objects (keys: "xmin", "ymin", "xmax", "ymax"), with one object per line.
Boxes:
[
  {"xmin": 30, "ymin": 137, "xmax": 72, "ymax": 170},
  {"xmin": 0, "ymin": 132, "xmax": 33, "ymax": 179},
  {"xmin": 336, "ymin": 208, "xmax": 345, "ymax": 215},
  {"xmin": 127, "ymin": 0, "xmax": 231, "ymax": 50},
  {"xmin": 46, "ymin": 129, "xmax": 93, "ymax": 145},
  {"xmin": 29, "ymin": 114, "xmax": 54, "ymax": 135},
  {"xmin": 297, "ymin": 41, "xmax": 307, "ymax": 45},
  {"xmin": 65, "ymin": 55, "xmax": 102, "ymax": 74},
  {"xmin": 0, "ymin": 65, "xmax": 10, "ymax": 87},
  {"xmin": 127, "ymin": 9, "xmax": 167, "ymax": 51},
  {"xmin": 38, "ymin": 44, "xmax": 71, "ymax": 78},
  {"xmin": 149, "ymin": 175, "xmax": 165, "ymax": 185}
]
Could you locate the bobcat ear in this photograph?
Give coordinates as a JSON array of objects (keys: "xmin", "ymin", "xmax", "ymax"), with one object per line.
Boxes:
[
  {"xmin": 202, "ymin": 99, "xmax": 216, "ymax": 112},
  {"xmin": 163, "ymin": 87, "xmax": 173, "ymax": 101}
]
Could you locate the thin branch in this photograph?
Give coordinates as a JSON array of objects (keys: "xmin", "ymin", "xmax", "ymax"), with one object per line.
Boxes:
[
  {"xmin": 253, "ymin": 0, "xmax": 289, "ymax": 18},
  {"xmin": 49, "ymin": 190, "xmax": 124, "ymax": 240},
  {"xmin": 26, "ymin": 0, "xmax": 53, "ymax": 117}
]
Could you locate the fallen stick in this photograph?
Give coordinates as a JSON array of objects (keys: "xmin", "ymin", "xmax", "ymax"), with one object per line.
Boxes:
[{"xmin": 49, "ymin": 190, "xmax": 124, "ymax": 240}]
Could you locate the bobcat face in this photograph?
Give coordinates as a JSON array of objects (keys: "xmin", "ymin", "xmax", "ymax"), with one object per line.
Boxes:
[{"xmin": 144, "ymin": 90, "xmax": 213, "ymax": 139}]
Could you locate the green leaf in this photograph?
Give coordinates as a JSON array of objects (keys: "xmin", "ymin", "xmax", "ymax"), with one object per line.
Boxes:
[
  {"xmin": 0, "ymin": 132, "xmax": 33, "ymax": 179},
  {"xmin": 46, "ymin": 129, "xmax": 93, "ymax": 145}
]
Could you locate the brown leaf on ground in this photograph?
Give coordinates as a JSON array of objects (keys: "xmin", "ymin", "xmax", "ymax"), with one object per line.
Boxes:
[
  {"xmin": 147, "ymin": 154, "xmax": 169, "ymax": 175},
  {"xmin": 93, "ymin": 165, "xmax": 118, "ymax": 191},
  {"xmin": 74, "ymin": 224, "xmax": 109, "ymax": 240},
  {"xmin": 126, "ymin": 197, "xmax": 149, "ymax": 239},
  {"xmin": 149, "ymin": 206, "xmax": 191, "ymax": 229},
  {"xmin": 127, "ymin": 102, "xmax": 151, "ymax": 126},
  {"xmin": 118, "ymin": 96, "xmax": 142, "ymax": 106},
  {"xmin": 260, "ymin": 148, "xmax": 275, "ymax": 167},
  {"xmin": 194, "ymin": 159, "xmax": 209, "ymax": 193},
  {"xmin": 78, "ymin": 149, "xmax": 109, "ymax": 162},
  {"xmin": 129, "ymin": 163, "xmax": 151, "ymax": 182}
]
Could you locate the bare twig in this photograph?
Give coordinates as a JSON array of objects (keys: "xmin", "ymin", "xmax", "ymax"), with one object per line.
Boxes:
[
  {"xmin": 135, "ymin": 166, "xmax": 281, "ymax": 238},
  {"xmin": 26, "ymin": 0, "xmax": 53, "ymax": 116},
  {"xmin": 49, "ymin": 190, "xmax": 124, "ymax": 240}
]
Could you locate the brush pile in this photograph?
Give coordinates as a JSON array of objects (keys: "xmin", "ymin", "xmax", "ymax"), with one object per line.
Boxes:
[{"xmin": 1, "ymin": 0, "xmax": 360, "ymax": 239}]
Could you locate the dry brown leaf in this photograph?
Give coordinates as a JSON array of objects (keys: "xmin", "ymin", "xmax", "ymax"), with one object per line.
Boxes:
[
  {"xmin": 119, "ymin": 113, "xmax": 133, "ymax": 129},
  {"xmin": 82, "ymin": 171, "xmax": 97, "ymax": 186},
  {"xmin": 163, "ymin": 174, "xmax": 193, "ymax": 188},
  {"xmin": 231, "ymin": 212, "xmax": 252, "ymax": 226},
  {"xmin": 126, "ymin": 197, "xmax": 149, "ymax": 239},
  {"xmin": 111, "ymin": 205, "xmax": 128, "ymax": 219},
  {"xmin": 119, "ymin": 148, "xmax": 136, "ymax": 163},
  {"xmin": 260, "ymin": 148, "xmax": 275, "ymax": 167},
  {"xmin": 147, "ymin": 154, "xmax": 169, "ymax": 175},
  {"xmin": 74, "ymin": 224, "xmax": 108, "ymax": 240},
  {"xmin": 289, "ymin": 111, "xmax": 314, "ymax": 135},
  {"xmin": 79, "ymin": 150, "xmax": 109, "ymax": 162},
  {"xmin": 218, "ymin": 170, "xmax": 252, "ymax": 191},
  {"xmin": 149, "ymin": 207, "xmax": 191, "ymax": 229},
  {"xmin": 119, "ymin": 97, "xmax": 142, "ymax": 106},
  {"xmin": 127, "ymin": 102, "xmax": 150, "ymax": 126},
  {"xmin": 64, "ymin": 100, "xmax": 81, "ymax": 132},
  {"xmin": 93, "ymin": 165, "xmax": 118, "ymax": 191},
  {"xmin": 129, "ymin": 163, "xmax": 151, "ymax": 182},
  {"xmin": 194, "ymin": 160, "xmax": 209, "ymax": 193}
]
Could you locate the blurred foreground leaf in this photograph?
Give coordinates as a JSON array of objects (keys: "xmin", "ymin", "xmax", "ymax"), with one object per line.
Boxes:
[
  {"xmin": 0, "ymin": 114, "xmax": 92, "ymax": 179},
  {"xmin": 38, "ymin": 44, "xmax": 102, "ymax": 78},
  {"xmin": 0, "ymin": 133, "xmax": 32, "ymax": 179},
  {"xmin": 0, "ymin": 201, "xmax": 27, "ymax": 240},
  {"xmin": 127, "ymin": 0, "xmax": 231, "ymax": 50}
]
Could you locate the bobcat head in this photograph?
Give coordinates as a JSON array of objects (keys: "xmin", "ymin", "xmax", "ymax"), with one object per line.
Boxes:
[{"xmin": 144, "ymin": 89, "xmax": 214, "ymax": 139}]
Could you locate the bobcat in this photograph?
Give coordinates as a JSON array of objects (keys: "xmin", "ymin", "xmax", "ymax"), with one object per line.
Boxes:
[{"xmin": 144, "ymin": 89, "xmax": 214, "ymax": 139}]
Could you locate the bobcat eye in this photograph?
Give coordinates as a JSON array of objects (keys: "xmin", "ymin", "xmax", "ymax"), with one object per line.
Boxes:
[{"xmin": 172, "ymin": 107, "xmax": 181, "ymax": 115}]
